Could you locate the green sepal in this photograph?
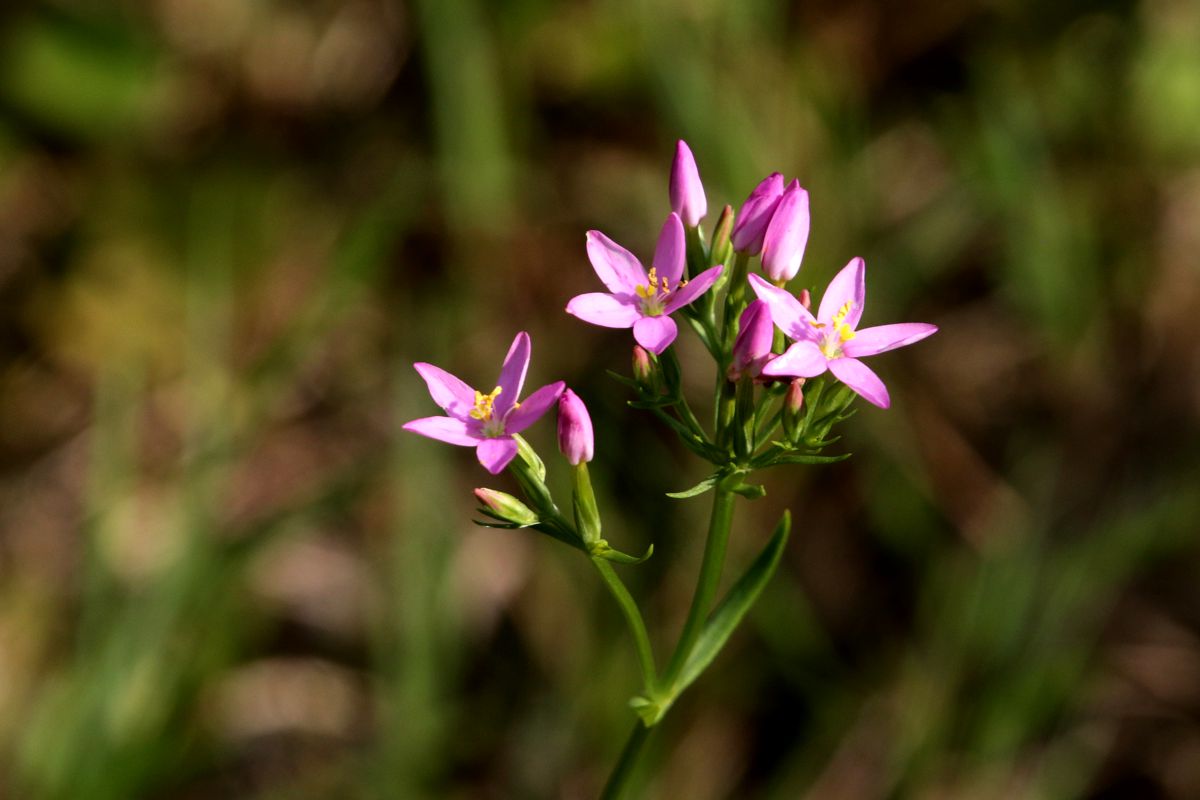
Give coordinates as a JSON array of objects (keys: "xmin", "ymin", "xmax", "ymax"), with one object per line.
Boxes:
[
  {"xmin": 673, "ymin": 511, "xmax": 791, "ymax": 693},
  {"xmin": 590, "ymin": 540, "xmax": 654, "ymax": 565},
  {"xmin": 666, "ymin": 473, "xmax": 720, "ymax": 499},
  {"xmin": 514, "ymin": 434, "xmax": 546, "ymax": 482},
  {"xmin": 474, "ymin": 508, "xmax": 538, "ymax": 529},
  {"xmin": 572, "ymin": 462, "xmax": 603, "ymax": 546}
]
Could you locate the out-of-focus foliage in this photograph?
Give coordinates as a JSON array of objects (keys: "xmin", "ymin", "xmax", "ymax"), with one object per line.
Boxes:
[{"xmin": 1, "ymin": 0, "xmax": 1198, "ymax": 797}]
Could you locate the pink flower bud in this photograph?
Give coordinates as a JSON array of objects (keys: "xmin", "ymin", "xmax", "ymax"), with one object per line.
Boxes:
[
  {"xmin": 727, "ymin": 300, "xmax": 774, "ymax": 381},
  {"xmin": 557, "ymin": 389, "xmax": 594, "ymax": 465},
  {"xmin": 474, "ymin": 488, "xmax": 538, "ymax": 526},
  {"xmin": 798, "ymin": 288, "xmax": 812, "ymax": 310},
  {"xmin": 632, "ymin": 345, "xmax": 653, "ymax": 386},
  {"xmin": 785, "ymin": 378, "xmax": 806, "ymax": 415},
  {"xmin": 669, "ymin": 140, "xmax": 707, "ymax": 227},
  {"xmin": 731, "ymin": 173, "xmax": 785, "ymax": 255},
  {"xmin": 760, "ymin": 180, "xmax": 810, "ymax": 282}
]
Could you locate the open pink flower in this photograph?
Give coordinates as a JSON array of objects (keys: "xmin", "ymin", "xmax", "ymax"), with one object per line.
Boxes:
[
  {"xmin": 750, "ymin": 259, "xmax": 937, "ymax": 408},
  {"xmin": 566, "ymin": 212, "xmax": 724, "ymax": 354},
  {"xmin": 403, "ymin": 332, "xmax": 565, "ymax": 473}
]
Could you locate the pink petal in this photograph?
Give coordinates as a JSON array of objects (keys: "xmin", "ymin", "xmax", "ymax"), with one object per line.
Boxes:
[
  {"xmin": 760, "ymin": 182, "xmax": 810, "ymax": 282},
  {"xmin": 402, "ymin": 416, "xmax": 482, "ymax": 446},
  {"xmin": 731, "ymin": 172, "xmax": 785, "ymax": 255},
  {"xmin": 495, "ymin": 331, "xmax": 530, "ymax": 418},
  {"xmin": 663, "ymin": 265, "xmax": 724, "ymax": 313},
  {"xmin": 670, "ymin": 140, "xmax": 707, "ymax": 227},
  {"xmin": 633, "ymin": 316, "xmax": 678, "ymax": 354},
  {"xmin": 586, "ymin": 231, "xmax": 647, "ymax": 295},
  {"xmin": 748, "ymin": 273, "xmax": 818, "ymax": 340},
  {"xmin": 828, "ymin": 357, "xmax": 890, "ymax": 408},
  {"xmin": 818, "ymin": 257, "xmax": 866, "ymax": 328},
  {"xmin": 843, "ymin": 323, "xmax": 938, "ymax": 358},
  {"xmin": 565, "ymin": 293, "xmax": 641, "ymax": 328},
  {"xmin": 652, "ymin": 212, "xmax": 686, "ymax": 285},
  {"xmin": 413, "ymin": 362, "xmax": 475, "ymax": 419},
  {"xmin": 476, "ymin": 437, "xmax": 519, "ymax": 474},
  {"xmin": 761, "ymin": 340, "xmax": 828, "ymax": 378},
  {"xmin": 505, "ymin": 381, "xmax": 566, "ymax": 434}
]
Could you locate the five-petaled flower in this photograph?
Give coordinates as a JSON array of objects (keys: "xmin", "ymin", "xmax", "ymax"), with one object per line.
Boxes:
[
  {"xmin": 750, "ymin": 259, "xmax": 937, "ymax": 408},
  {"xmin": 566, "ymin": 212, "xmax": 724, "ymax": 354},
  {"xmin": 403, "ymin": 331, "xmax": 565, "ymax": 474}
]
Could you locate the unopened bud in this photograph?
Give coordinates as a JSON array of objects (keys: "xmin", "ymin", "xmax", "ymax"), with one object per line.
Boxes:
[
  {"xmin": 727, "ymin": 300, "xmax": 774, "ymax": 381},
  {"xmin": 474, "ymin": 488, "xmax": 538, "ymax": 526},
  {"xmin": 782, "ymin": 378, "xmax": 806, "ymax": 440},
  {"xmin": 798, "ymin": 288, "xmax": 812, "ymax": 310},
  {"xmin": 632, "ymin": 345, "xmax": 654, "ymax": 387},
  {"xmin": 557, "ymin": 389, "xmax": 594, "ymax": 465},
  {"xmin": 732, "ymin": 172, "xmax": 785, "ymax": 255},
  {"xmin": 709, "ymin": 204, "xmax": 734, "ymax": 269},
  {"xmin": 785, "ymin": 378, "xmax": 806, "ymax": 415},
  {"xmin": 760, "ymin": 180, "xmax": 810, "ymax": 283},
  {"xmin": 670, "ymin": 140, "xmax": 707, "ymax": 227}
]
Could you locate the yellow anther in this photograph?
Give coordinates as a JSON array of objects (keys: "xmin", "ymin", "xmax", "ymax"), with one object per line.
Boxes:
[
  {"xmin": 830, "ymin": 301, "xmax": 856, "ymax": 341},
  {"xmin": 470, "ymin": 386, "xmax": 503, "ymax": 421}
]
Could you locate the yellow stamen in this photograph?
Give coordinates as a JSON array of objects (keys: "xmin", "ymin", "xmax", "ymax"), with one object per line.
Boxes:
[
  {"xmin": 831, "ymin": 301, "xmax": 856, "ymax": 342},
  {"xmin": 469, "ymin": 386, "xmax": 503, "ymax": 421}
]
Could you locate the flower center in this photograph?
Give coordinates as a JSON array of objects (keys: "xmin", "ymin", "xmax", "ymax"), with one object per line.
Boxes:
[
  {"xmin": 811, "ymin": 301, "xmax": 857, "ymax": 359},
  {"xmin": 470, "ymin": 386, "xmax": 503, "ymax": 422},
  {"xmin": 634, "ymin": 267, "xmax": 687, "ymax": 317}
]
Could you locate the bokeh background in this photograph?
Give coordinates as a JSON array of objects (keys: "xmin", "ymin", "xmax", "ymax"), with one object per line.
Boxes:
[{"xmin": 2, "ymin": 0, "xmax": 1199, "ymax": 797}]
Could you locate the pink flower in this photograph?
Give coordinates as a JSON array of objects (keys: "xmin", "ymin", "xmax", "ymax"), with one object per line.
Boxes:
[
  {"xmin": 760, "ymin": 180, "xmax": 810, "ymax": 283},
  {"xmin": 566, "ymin": 212, "xmax": 724, "ymax": 354},
  {"xmin": 403, "ymin": 332, "xmax": 565, "ymax": 473},
  {"xmin": 557, "ymin": 389, "xmax": 594, "ymax": 465},
  {"xmin": 727, "ymin": 300, "xmax": 774, "ymax": 381},
  {"xmin": 670, "ymin": 140, "xmax": 707, "ymax": 227},
  {"xmin": 731, "ymin": 172, "xmax": 784, "ymax": 255},
  {"xmin": 750, "ymin": 259, "xmax": 937, "ymax": 408}
]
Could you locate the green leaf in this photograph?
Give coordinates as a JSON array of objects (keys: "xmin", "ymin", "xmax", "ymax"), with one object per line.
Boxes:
[
  {"xmin": 628, "ymin": 398, "xmax": 674, "ymax": 410},
  {"xmin": 674, "ymin": 511, "xmax": 791, "ymax": 693},
  {"xmin": 666, "ymin": 473, "xmax": 720, "ymax": 499},
  {"xmin": 605, "ymin": 369, "xmax": 639, "ymax": 389},
  {"xmin": 771, "ymin": 452, "xmax": 851, "ymax": 466},
  {"xmin": 591, "ymin": 542, "xmax": 654, "ymax": 565},
  {"xmin": 730, "ymin": 482, "xmax": 766, "ymax": 499}
]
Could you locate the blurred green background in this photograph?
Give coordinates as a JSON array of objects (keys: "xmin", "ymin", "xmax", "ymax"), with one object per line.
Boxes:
[{"xmin": 2, "ymin": 0, "xmax": 1199, "ymax": 797}]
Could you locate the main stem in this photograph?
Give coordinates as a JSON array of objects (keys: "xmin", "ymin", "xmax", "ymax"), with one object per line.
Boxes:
[
  {"xmin": 600, "ymin": 722, "xmax": 652, "ymax": 800},
  {"xmin": 660, "ymin": 486, "xmax": 737, "ymax": 689}
]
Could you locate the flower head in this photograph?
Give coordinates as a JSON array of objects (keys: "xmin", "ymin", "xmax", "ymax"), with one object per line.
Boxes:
[
  {"xmin": 727, "ymin": 299, "xmax": 775, "ymax": 381},
  {"xmin": 403, "ymin": 331, "xmax": 565, "ymax": 473},
  {"xmin": 557, "ymin": 388, "xmax": 594, "ymax": 465},
  {"xmin": 760, "ymin": 180, "xmax": 810, "ymax": 283},
  {"xmin": 566, "ymin": 212, "xmax": 724, "ymax": 354},
  {"xmin": 751, "ymin": 258, "xmax": 937, "ymax": 408},
  {"xmin": 670, "ymin": 140, "xmax": 707, "ymax": 227},
  {"xmin": 731, "ymin": 172, "xmax": 785, "ymax": 255}
]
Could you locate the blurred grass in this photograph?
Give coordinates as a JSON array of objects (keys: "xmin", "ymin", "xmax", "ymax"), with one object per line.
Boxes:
[{"xmin": 0, "ymin": 0, "xmax": 1198, "ymax": 798}]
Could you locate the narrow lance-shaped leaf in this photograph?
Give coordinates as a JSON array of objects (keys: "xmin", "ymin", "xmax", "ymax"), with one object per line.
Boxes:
[
  {"xmin": 666, "ymin": 473, "xmax": 720, "ymax": 499},
  {"xmin": 674, "ymin": 511, "xmax": 791, "ymax": 693}
]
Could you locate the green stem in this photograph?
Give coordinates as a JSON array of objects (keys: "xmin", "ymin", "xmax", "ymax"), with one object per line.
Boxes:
[
  {"xmin": 591, "ymin": 558, "xmax": 657, "ymax": 690},
  {"xmin": 659, "ymin": 486, "xmax": 737, "ymax": 689},
  {"xmin": 601, "ymin": 722, "xmax": 652, "ymax": 800}
]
